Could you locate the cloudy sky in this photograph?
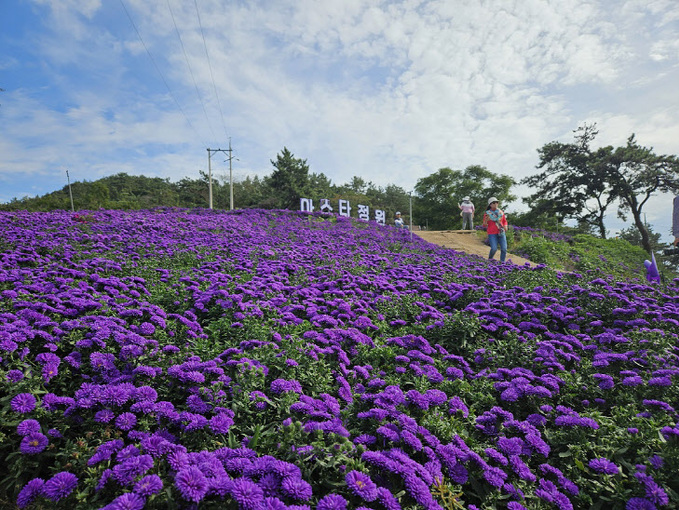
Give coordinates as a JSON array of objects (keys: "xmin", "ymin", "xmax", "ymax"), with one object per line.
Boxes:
[{"xmin": 1, "ymin": 0, "xmax": 678, "ymax": 238}]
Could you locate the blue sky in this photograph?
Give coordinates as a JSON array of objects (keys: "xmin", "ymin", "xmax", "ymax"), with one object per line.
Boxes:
[{"xmin": 1, "ymin": 0, "xmax": 678, "ymax": 240}]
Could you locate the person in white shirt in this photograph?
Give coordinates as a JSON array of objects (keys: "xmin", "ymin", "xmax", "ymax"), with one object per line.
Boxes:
[{"xmin": 394, "ymin": 211, "xmax": 405, "ymax": 228}]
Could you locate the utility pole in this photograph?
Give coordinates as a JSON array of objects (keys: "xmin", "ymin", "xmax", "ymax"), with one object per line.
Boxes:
[
  {"xmin": 224, "ymin": 138, "xmax": 236, "ymax": 210},
  {"xmin": 66, "ymin": 169, "xmax": 75, "ymax": 212},
  {"xmin": 207, "ymin": 148, "xmax": 228, "ymax": 209},
  {"xmin": 409, "ymin": 191, "xmax": 413, "ymax": 242}
]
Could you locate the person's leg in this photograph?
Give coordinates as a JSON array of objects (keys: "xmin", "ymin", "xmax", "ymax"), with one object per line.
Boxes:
[
  {"xmin": 462, "ymin": 213, "xmax": 470, "ymax": 229},
  {"xmin": 488, "ymin": 234, "xmax": 498, "ymax": 259},
  {"xmin": 499, "ymin": 233, "xmax": 507, "ymax": 262}
]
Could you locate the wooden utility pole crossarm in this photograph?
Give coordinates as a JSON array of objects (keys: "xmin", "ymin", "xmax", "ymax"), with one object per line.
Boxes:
[{"xmin": 206, "ymin": 148, "xmax": 227, "ymax": 210}]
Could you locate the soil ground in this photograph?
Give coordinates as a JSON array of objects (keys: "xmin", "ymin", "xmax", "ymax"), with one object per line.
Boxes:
[{"xmin": 413, "ymin": 230, "xmax": 536, "ymax": 267}]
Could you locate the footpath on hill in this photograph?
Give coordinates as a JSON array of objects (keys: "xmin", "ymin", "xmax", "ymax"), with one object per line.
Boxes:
[{"xmin": 414, "ymin": 230, "xmax": 536, "ymax": 267}]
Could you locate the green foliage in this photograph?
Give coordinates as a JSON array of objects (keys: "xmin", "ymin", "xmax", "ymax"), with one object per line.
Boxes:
[
  {"xmin": 265, "ymin": 147, "xmax": 313, "ymax": 209},
  {"xmin": 512, "ymin": 230, "xmax": 660, "ymax": 281},
  {"xmin": 414, "ymin": 165, "xmax": 516, "ymax": 230}
]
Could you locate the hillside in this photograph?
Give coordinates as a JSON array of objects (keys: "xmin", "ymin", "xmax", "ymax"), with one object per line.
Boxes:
[
  {"xmin": 415, "ymin": 230, "xmax": 535, "ymax": 266},
  {"xmin": 0, "ymin": 208, "xmax": 676, "ymax": 509}
]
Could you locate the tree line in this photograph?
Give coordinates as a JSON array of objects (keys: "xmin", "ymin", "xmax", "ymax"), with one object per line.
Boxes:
[{"xmin": 3, "ymin": 125, "xmax": 679, "ymax": 253}]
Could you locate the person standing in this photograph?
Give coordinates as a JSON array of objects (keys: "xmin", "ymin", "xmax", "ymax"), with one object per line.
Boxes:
[
  {"xmin": 459, "ymin": 196, "xmax": 475, "ymax": 230},
  {"xmin": 482, "ymin": 196, "xmax": 508, "ymax": 262},
  {"xmin": 673, "ymin": 196, "xmax": 679, "ymax": 247},
  {"xmin": 394, "ymin": 211, "xmax": 405, "ymax": 228}
]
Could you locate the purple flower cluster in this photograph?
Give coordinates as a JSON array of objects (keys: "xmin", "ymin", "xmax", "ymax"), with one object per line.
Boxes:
[{"xmin": 2, "ymin": 208, "xmax": 678, "ymax": 509}]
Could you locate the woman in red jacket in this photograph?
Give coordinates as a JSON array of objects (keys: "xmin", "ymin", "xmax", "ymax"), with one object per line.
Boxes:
[{"xmin": 482, "ymin": 196, "xmax": 508, "ymax": 262}]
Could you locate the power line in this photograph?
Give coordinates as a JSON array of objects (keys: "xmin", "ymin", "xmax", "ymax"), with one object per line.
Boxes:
[
  {"xmin": 193, "ymin": 0, "xmax": 230, "ymax": 141},
  {"xmin": 166, "ymin": 0, "xmax": 218, "ymax": 145},
  {"xmin": 118, "ymin": 0, "xmax": 208, "ymax": 148}
]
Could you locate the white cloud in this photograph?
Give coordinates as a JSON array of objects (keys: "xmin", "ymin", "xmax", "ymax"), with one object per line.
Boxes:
[{"xmin": 1, "ymin": 0, "xmax": 678, "ymax": 244}]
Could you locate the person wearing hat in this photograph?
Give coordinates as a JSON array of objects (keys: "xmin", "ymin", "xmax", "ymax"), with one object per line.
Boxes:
[
  {"xmin": 482, "ymin": 196, "xmax": 508, "ymax": 262},
  {"xmin": 458, "ymin": 196, "xmax": 475, "ymax": 230},
  {"xmin": 394, "ymin": 211, "xmax": 405, "ymax": 228}
]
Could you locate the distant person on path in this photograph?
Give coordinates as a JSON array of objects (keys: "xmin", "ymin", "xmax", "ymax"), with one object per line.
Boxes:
[
  {"xmin": 459, "ymin": 196, "xmax": 475, "ymax": 230},
  {"xmin": 673, "ymin": 196, "xmax": 679, "ymax": 246},
  {"xmin": 482, "ymin": 196, "xmax": 508, "ymax": 262},
  {"xmin": 394, "ymin": 211, "xmax": 405, "ymax": 228}
]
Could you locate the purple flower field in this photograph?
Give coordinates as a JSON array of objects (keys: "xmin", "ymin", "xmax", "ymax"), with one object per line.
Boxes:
[{"xmin": 1, "ymin": 208, "xmax": 678, "ymax": 510}]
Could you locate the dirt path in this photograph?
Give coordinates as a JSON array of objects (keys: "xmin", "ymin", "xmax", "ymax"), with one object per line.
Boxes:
[{"xmin": 414, "ymin": 230, "xmax": 536, "ymax": 266}]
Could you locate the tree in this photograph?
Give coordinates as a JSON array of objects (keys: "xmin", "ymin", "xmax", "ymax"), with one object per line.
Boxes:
[
  {"xmin": 524, "ymin": 124, "xmax": 679, "ymax": 252},
  {"xmin": 414, "ymin": 166, "xmax": 515, "ymax": 230},
  {"xmin": 618, "ymin": 223, "xmax": 666, "ymax": 253},
  {"xmin": 233, "ymin": 175, "xmax": 266, "ymax": 208},
  {"xmin": 523, "ymin": 124, "xmax": 616, "ymax": 238},
  {"xmin": 265, "ymin": 148, "xmax": 310, "ymax": 209},
  {"xmin": 606, "ymin": 135, "xmax": 679, "ymax": 253}
]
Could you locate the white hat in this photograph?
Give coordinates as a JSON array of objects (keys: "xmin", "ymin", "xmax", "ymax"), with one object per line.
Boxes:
[
  {"xmin": 395, "ymin": 211, "xmax": 401, "ymax": 215},
  {"xmin": 488, "ymin": 196, "xmax": 499, "ymax": 206},
  {"xmin": 463, "ymin": 196, "xmax": 470, "ymax": 201}
]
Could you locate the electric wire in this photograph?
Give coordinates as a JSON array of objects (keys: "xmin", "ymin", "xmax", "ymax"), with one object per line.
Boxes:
[
  {"xmin": 193, "ymin": 0, "xmax": 230, "ymax": 141},
  {"xmin": 167, "ymin": 0, "xmax": 218, "ymax": 146},
  {"xmin": 118, "ymin": 0, "xmax": 208, "ymax": 149}
]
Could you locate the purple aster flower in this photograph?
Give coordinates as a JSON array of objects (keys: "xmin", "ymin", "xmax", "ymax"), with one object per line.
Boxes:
[
  {"xmin": 47, "ymin": 428, "xmax": 62, "ymax": 438},
  {"xmin": 7, "ymin": 369, "xmax": 24, "ymax": 382},
  {"xmin": 376, "ymin": 487, "xmax": 400, "ymax": 510},
  {"xmin": 483, "ymin": 465, "xmax": 508, "ymax": 488},
  {"xmin": 42, "ymin": 363, "xmax": 59, "ymax": 383},
  {"xmin": 228, "ymin": 477, "xmax": 263, "ymax": 510},
  {"xmin": 345, "ymin": 470, "xmax": 378, "ymax": 501},
  {"xmin": 209, "ymin": 413, "xmax": 234, "ymax": 434},
  {"xmin": 589, "ymin": 458, "xmax": 618, "ymax": 475},
  {"xmin": 17, "ymin": 419, "xmax": 41, "ymax": 436},
  {"xmin": 626, "ymin": 497, "xmax": 657, "ymax": 510},
  {"xmin": 175, "ymin": 466, "xmax": 209, "ymax": 503},
  {"xmin": 96, "ymin": 469, "xmax": 113, "ymax": 492},
  {"xmin": 497, "ymin": 436, "xmax": 523, "ymax": 456},
  {"xmin": 11, "ymin": 393, "xmax": 37, "ymax": 414},
  {"xmin": 485, "ymin": 448, "xmax": 508, "ymax": 466},
  {"xmin": 140, "ymin": 322, "xmax": 156, "ymax": 335},
  {"xmin": 115, "ymin": 412, "xmax": 137, "ymax": 431},
  {"xmin": 20, "ymin": 432, "xmax": 48, "ymax": 455},
  {"xmin": 404, "ymin": 475, "xmax": 435, "ymax": 507},
  {"xmin": 353, "ymin": 434, "xmax": 377, "ymax": 446},
  {"xmin": 133, "ymin": 474, "xmax": 163, "ymax": 496},
  {"xmin": 259, "ymin": 497, "xmax": 287, "ymax": 510},
  {"xmin": 648, "ymin": 376, "xmax": 671, "ymax": 387},
  {"xmin": 108, "ymin": 492, "xmax": 146, "ymax": 509},
  {"xmin": 649, "ymin": 455, "xmax": 664, "ymax": 469},
  {"xmin": 510, "ymin": 456, "xmax": 536, "ymax": 482},
  {"xmin": 42, "ymin": 472, "xmax": 78, "ymax": 502},
  {"xmin": 317, "ymin": 494, "xmax": 348, "ymax": 510},
  {"xmin": 112, "ymin": 455, "xmax": 154, "ymax": 486},
  {"xmin": 280, "ymin": 477, "xmax": 313, "ymax": 501},
  {"xmin": 17, "ymin": 478, "xmax": 45, "ymax": 508},
  {"xmin": 95, "ymin": 409, "xmax": 115, "ymax": 423}
]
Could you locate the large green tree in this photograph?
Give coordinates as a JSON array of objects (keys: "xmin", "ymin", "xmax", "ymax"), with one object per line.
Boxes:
[
  {"xmin": 524, "ymin": 125, "xmax": 679, "ymax": 252},
  {"xmin": 414, "ymin": 165, "xmax": 515, "ymax": 230},
  {"xmin": 606, "ymin": 135, "xmax": 679, "ymax": 253},
  {"xmin": 265, "ymin": 148, "xmax": 311, "ymax": 209},
  {"xmin": 523, "ymin": 125, "xmax": 617, "ymax": 239}
]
